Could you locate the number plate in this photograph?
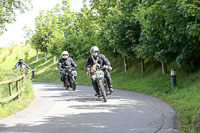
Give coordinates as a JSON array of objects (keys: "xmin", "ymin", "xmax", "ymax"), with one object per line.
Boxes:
[{"xmin": 96, "ymin": 70, "xmax": 104, "ymax": 78}]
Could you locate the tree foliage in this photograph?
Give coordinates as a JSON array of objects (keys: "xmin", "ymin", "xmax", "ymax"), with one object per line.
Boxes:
[
  {"xmin": 27, "ymin": 0, "xmax": 200, "ymax": 69},
  {"xmin": 135, "ymin": 0, "xmax": 200, "ymax": 68},
  {"xmin": 0, "ymin": 0, "xmax": 32, "ymax": 35}
]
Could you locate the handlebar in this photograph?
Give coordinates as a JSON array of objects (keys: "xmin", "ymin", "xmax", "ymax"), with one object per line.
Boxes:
[
  {"xmin": 59, "ymin": 66, "xmax": 77, "ymax": 71},
  {"xmin": 96, "ymin": 65, "xmax": 109, "ymax": 71}
]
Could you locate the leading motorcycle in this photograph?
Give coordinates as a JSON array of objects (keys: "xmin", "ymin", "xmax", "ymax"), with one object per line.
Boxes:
[{"xmin": 91, "ymin": 65, "xmax": 110, "ymax": 102}]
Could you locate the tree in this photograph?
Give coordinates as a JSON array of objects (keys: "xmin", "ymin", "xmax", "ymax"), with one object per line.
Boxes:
[
  {"xmin": 91, "ymin": 0, "xmax": 141, "ymax": 72},
  {"xmin": 135, "ymin": 0, "xmax": 200, "ymax": 72},
  {"xmin": 0, "ymin": 0, "xmax": 32, "ymax": 35},
  {"xmin": 27, "ymin": 0, "xmax": 200, "ymax": 72}
]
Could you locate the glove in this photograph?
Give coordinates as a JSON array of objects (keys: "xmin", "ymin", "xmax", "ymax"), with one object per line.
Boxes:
[
  {"xmin": 104, "ymin": 65, "xmax": 109, "ymax": 70},
  {"xmin": 86, "ymin": 72, "xmax": 90, "ymax": 77},
  {"xmin": 108, "ymin": 66, "xmax": 112, "ymax": 71}
]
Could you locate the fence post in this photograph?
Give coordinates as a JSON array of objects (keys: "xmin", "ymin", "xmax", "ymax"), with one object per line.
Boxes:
[
  {"xmin": 22, "ymin": 77, "xmax": 24, "ymax": 85},
  {"xmin": 16, "ymin": 81, "xmax": 20, "ymax": 99},
  {"xmin": 8, "ymin": 83, "xmax": 12, "ymax": 96},
  {"xmin": 20, "ymin": 77, "xmax": 24, "ymax": 98},
  {"xmin": 0, "ymin": 75, "xmax": 25, "ymax": 104}
]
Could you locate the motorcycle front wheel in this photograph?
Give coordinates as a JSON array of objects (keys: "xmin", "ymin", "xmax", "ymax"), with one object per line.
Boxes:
[
  {"xmin": 98, "ymin": 79, "xmax": 107, "ymax": 102},
  {"xmin": 65, "ymin": 77, "xmax": 69, "ymax": 90},
  {"xmin": 70, "ymin": 76, "xmax": 76, "ymax": 91}
]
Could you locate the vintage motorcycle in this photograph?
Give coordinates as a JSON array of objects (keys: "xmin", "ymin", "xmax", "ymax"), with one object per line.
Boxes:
[
  {"xmin": 91, "ymin": 65, "xmax": 111, "ymax": 102},
  {"xmin": 62, "ymin": 66, "xmax": 77, "ymax": 91}
]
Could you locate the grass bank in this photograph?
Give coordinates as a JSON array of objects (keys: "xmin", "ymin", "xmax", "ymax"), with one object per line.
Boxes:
[
  {"xmin": 0, "ymin": 78, "xmax": 34, "ymax": 118},
  {"xmin": 0, "ymin": 44, "xmax": 34, "ymax": 118}
]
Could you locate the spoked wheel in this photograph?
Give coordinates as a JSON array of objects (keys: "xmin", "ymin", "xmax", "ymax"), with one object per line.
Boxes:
[
  {"xmin": 70, "ymin": 77, "xmax": 76, "ymax": 91},
  {"xmin": 65, "ymin": 78, "xmax": 69, "ymax": 90},
  {"xmin": 98, "ymin": 80, "xmax": 107, "ymax": 102},
  {"xmin": 103, "ymin": 79, "xmax": 109, "ymax": 94}
]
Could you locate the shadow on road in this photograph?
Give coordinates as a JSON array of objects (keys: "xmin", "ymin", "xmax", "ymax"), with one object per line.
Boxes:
[{"xmin": 0, "ymin": 83, "xmax": 178, "ymax": 133}]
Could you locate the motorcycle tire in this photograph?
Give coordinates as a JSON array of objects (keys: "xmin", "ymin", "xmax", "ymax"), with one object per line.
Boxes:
[
  {"xmin": 98, "ymin": 79, "xmax": 107, "ymax": 102},
  {"xmin": 70, "ymin": 77, "xmax": 76, "ymax": 91},
  {"xmin": 65, "ymin": 78, "xmax": 69, "ymax": 90}
]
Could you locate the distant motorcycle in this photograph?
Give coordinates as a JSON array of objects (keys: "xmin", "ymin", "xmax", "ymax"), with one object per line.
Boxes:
[
  {"xmin": 14, "ymin": 64, "xmax": 30, "ymax": 76},
  {"xmin": 62, "ymin": 66, "xmax": 77, "ymax": 91},
  {"xmin": 19, "ymin": 65, "xmax": 29, "ymax": 75},
  {"xmin": 92, "ymin": 65, "xmax": 111, "ymax": 102}
]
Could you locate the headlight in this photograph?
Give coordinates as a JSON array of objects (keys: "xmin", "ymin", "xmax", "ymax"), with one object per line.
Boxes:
[{"xmin": 72, "ymin": 71, "xmax": 77, "ymax": 76}]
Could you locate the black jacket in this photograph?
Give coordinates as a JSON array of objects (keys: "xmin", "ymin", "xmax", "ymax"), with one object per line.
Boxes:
[
  {"xmin": 58, "ymin": 57, "xmax": 77, "ymax": 70},
  {"xmin": 15, "ymin": 62, "xmax": 30, "ymax": 69},
  {"xmin": 86, "ymin": 54, "xmax": 111, "ymax": 72}
]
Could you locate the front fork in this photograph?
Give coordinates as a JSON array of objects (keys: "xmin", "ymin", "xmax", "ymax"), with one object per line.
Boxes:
[
  {"xmin": 96, "ymin": 79, "xmax": 101, "ymax": 95},
  {"xmin": 65, "ymin": 72, "xmax": 70, "ymax": 86},
  {"xmin": 66, "ymin": 73, "xmax": 76, "ymax": 86},
  {"xmin": 97, "ymin": 78, "xmax": 107, "ymax": 95},
  {"xmin": 71, "ymin": 76, "xmax": 75, "ymax": 82}
]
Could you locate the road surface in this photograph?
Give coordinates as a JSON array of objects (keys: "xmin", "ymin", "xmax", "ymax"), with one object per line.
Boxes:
[{"xmin": 0, "ymin": 82, "xmax": 179, "ymax": 133}]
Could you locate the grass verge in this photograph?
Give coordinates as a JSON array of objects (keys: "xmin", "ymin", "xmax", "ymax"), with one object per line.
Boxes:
[
  {"xmin": 0, "ymin": 44, "xmax": 34, "ymax": 118},
  {"xmin": 0, "ymin": 78, "xmax": 34, "ymax": 118}
]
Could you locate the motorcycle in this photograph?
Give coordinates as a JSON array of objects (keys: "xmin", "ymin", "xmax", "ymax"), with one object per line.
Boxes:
[
  {"xmin": 62, "ymin": 66, "xmax": 77, "ymax": 91},
  {"xmin": 20, "ymin": 65, "xmax": 29, "ymax": 75},
  {"xmin": 91, "ymin": 65, "xmax": 111, "ymax": 102}
]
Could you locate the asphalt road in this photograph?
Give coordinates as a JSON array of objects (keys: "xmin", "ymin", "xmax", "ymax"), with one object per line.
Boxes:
[{"xmin": 0, "ymin": 82, "xmax": 180, "ymax": 133}]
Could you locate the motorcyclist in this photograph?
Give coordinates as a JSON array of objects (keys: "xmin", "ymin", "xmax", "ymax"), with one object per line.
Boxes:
[
  {"xmin": 58, "ymin": 51, "xmax": 77, "ymax": 87},
  {"xmin": 15, "ymin": 57, "xmax": 30, "ymax": 70},
  {"xmin": 86, "ymin": 46, "xmax": 113, "ymax": 96}
]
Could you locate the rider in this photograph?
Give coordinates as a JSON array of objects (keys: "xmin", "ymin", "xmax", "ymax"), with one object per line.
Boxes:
[
  {"xmin": 58, "ymin": 51, "xmax": 77, "ymax": 87},
  {"xmin": 15, "ymin": 57, "xmax": 30, "ymax": 69},
  {"xmin": 86, "ymin": 46, "xmax": 113, "ymax": 96}
]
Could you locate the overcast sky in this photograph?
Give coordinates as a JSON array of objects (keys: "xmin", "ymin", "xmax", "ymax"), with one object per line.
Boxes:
[{"xmin": 0, "ymin": 0, "xmax": 85, "ymax": 47}]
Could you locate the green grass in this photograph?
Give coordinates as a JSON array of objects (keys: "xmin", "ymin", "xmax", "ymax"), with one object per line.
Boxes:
[
  {"xmin": 0, "ymin": 79, "xmax": 34, "ymax": 118},
  {"xmin": 1, "ymin": 44, "xmax": 200, "ymax": 132},
  {"xmin": 110, "ymin": 62, "xmax": 200, "ymax": 133},
  {"xmin": 0, "ymin": 44, "xmax": 34, "ymax": 118}
]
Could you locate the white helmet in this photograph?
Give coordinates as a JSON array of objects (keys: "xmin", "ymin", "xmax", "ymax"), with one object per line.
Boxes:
[
  {"xmin": 19, "ymin": 57, "xmax": 23, "ymax": 60},
  {"xmin": 90, "ymin": 46, "xmax": 99, "ymax": 53},
  {"xmin": 19, "ymin": 57, "xmax": 23, "ymax": 62},
  {"xmin": 18, "ymin": 57, "xmax": 23, "ymax": 64},
  {"xmin": 62, "ymin": 51, "xmax": 69, "ymax": 59}
]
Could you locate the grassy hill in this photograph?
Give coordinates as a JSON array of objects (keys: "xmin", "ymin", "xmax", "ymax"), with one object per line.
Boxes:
[
  {"xmin": 0, "ymin": 44, "xmax": 34, "ymax": 118},
  {"xmin": 1, "ymin": 44, "xmax": 200, "ymax": 132}
]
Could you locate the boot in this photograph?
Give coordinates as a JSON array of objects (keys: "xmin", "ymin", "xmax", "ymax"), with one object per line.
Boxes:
[
  {"xmin": 109, "ymin": 85, "xmax": 114, "ymax": 93},
  {"xmin": 109, "ymin": 87, "xmax": 114, "ymax": 93},
  {"xmin": 63, "ymin": 81, "xmax": 66, "ymax": 87}
]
